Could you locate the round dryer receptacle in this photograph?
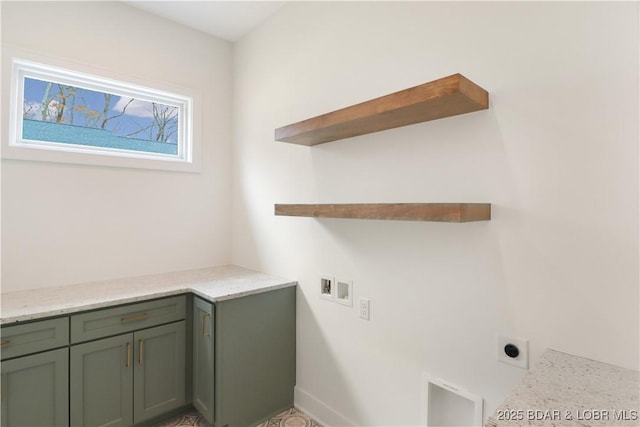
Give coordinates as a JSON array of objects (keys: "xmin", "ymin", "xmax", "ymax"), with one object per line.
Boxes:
[{"xmin": 504, "ymin": 343, "xmax": 520, "ymax": 358}]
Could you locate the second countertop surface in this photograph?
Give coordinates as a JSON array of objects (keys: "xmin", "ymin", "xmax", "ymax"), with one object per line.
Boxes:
[{"xmin": 486, "ymin": 349, "xmax": 640, "ymax": 426}]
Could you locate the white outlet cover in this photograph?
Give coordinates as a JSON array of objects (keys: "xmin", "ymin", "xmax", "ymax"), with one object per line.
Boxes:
[
  {"xmin": 359, "ymin": 297, "xmax": 370, "ymax": 320},
  {"xmin": 497, "ymin": 335, "xmax": 528, "ymax": 369}
]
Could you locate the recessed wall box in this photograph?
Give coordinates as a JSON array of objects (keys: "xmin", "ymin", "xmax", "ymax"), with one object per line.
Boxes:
[
  {"xmin": 336, "ymin": 279, "xmax": 353, "ymax": 306},
  {"xmin": 422, "ymin": 373, "xmax": 483, "ymax": 427},
  {"xmin": 320, "ymin": 276, "xmax": 334, "ymax": 301}
]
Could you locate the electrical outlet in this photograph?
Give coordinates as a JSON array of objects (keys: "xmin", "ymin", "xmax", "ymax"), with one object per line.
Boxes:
[
  {"xmin": 497, "ymin": 335, "xmax": 528, "ymax": 369},
  {"xmin": 359, "ymin": 297, "xmax": 370, "ymax": 320}
]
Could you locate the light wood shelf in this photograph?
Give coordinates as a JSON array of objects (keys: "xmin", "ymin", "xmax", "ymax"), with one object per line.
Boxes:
[
  {"xmin": 274, "ymin": 203, "xmax": 491, "ymax": 223},
  {"xmin": 275, "ymin": 73, "xmax": 489, "ymax": 146}
]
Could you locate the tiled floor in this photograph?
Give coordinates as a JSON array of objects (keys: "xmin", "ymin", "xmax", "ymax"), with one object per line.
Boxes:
[
  {"xmin": 157, "ymin": 410, "xmax": 211, "ymax": 427},
  {"xmin": 157, "ymin": 407, "xmax": 323, "ymax": 427}
]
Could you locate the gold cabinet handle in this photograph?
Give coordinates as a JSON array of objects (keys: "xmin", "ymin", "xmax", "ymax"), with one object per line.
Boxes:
[
  {"xmin": 0, "ymin": 340, "xmax": 10, "ymax": 348},
  {"xmin": 121, "ymin": 313, "xmax": 148, "ymax": 323},
  {"xmin": 203, "ymin": 313, "xmax": 211, "ymax": 337},
  {"xmin": 126, "ymin": 342, "xmax": 131, "ymax": 368},
  {"xmin": 138, "ymin": 339, "xmax": 143, "ymax": 365}
]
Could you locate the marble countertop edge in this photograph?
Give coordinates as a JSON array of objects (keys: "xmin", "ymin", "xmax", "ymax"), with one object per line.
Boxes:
[{"xmin": 1, "ymin": 265, "xmax": 297, "ymax": 325}]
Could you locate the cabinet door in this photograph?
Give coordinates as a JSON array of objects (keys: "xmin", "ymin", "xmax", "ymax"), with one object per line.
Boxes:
[
  {"xmin": 70, "ymin": 334, "xmax": 134, "ymax": 427},
  {"xmin": 1, "ymin": 348, "xmax": 69, "ymax": 427},
  {"xmin": 192, "ymin": 297, "xmax": 214, "ymax": 423},
  {"xmin": 215, "ymin": 287, "xmax": 296, "ymax": 427},
  {"xmin": 133, "ymin": 321, "xmax": 186, "ymax": 424}
]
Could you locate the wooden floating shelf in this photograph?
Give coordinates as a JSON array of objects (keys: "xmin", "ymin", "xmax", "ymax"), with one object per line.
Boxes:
[
  {"xmin": 275, "ymin": 73, "xmax": 489, "ymax": 146},
  {"xmin": 274, "ymin": 203, "xmax": 491, "ymax": 223}
]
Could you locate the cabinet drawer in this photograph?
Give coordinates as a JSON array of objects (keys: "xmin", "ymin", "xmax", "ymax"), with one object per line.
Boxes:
[
  {"xmin": 1, "ymin": 317, "xmax": 69, "ymax": 360},
  {"xmin": 71, "ymin": 296, "xmax": 186, "ymax": 344}
]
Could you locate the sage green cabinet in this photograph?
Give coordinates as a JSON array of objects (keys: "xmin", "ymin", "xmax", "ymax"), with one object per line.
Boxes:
[
  {"xmin": 70, "ymin": 321, "xmax": 186, "ymax": 427},
  {"xmin": 70, "ymin": 296, "xmax": 186, "ymax": 344},
  {"xmin": 1, "ymin": 287, "xmax": 295, "ymax": 427},
  {"xmin": 70, "ymin": 334, "xmax": 133, "ymax": 427},
  {"xmin": 1, "ymin": 347, "xmax": 69, "ymax": 427},
  {"xmin": 1, "ymin": 317, "xmax": 68, "ymax": 360},
  {"xmin": 192, "ymin": 297, "xmax": 214, "ymax": 423},
  {"xmin": 1, "ymin": 317, "xmax": 70, "ymax": 427},
  {"xmin": 133, "ymin": 321, "xmax": 186, "ymax": 422},
  {"xmin": 202, "ymin": 286, "xmax": 296, "ymax": 427}
]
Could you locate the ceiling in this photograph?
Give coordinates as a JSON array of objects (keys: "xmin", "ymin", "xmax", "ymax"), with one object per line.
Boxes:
[{"xmin": 124, "ymin": 1, "xmax": 287, "ymax": 42}]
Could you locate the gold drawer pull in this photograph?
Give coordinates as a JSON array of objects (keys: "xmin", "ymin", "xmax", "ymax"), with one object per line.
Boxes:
[
  {"xmin": 203, "ymin": 313, "xmax": 211, "ymax": 337},
  {"xmin": 121, "ymin": 313, "xmax": 148, "ymax": 323},
  {"xmin": 0, "ymin": 340, "xmax": 10, "ymax": 348}
]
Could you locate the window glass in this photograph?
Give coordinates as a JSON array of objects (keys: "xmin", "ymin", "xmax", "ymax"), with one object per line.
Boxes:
[{"xmin": 23, "ymin": 77, "xmax": 179, "ymax": 155}]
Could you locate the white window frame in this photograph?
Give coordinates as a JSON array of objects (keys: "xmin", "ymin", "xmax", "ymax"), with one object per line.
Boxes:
[{"xmin": 4, "ymin": 47, "xmax": 200, "ymax": 173}]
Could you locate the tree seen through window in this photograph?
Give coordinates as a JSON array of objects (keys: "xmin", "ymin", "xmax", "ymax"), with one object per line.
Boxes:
[{"xmin": 23, "ymin": 77, "xmax": 179, "ymax": 150}]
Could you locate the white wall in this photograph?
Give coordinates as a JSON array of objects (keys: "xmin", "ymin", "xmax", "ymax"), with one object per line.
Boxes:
[
  {"xmin": 1, "ymin": 2, "xmax": 232, "ymax": 292},
  {"xmin": 232, "ymin": 2, "xmax": 639, "ymax": 424},
  {"xmin": 1, "ymin": 1, "xmax": 637, "ymax": 423}
]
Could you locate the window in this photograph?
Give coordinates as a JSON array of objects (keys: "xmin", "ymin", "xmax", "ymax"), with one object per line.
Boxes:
[{"xmin": 6, "ymin": 55, "xmax": 198, "ymax": 172}]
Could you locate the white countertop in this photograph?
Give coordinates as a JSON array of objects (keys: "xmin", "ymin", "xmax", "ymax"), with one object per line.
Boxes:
[
  {"xmin": 0, "ymin": 265, "xmax": 297, "ymax": 325},
  {"xmin": 487, "ymin": 349, "xmax": 640, "ymax": 427}
]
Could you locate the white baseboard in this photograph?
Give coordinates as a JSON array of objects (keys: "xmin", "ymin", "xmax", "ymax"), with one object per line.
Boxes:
[{"xmin": 294, "ymin": 386, "xmax": 357, "ymax": 427}]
